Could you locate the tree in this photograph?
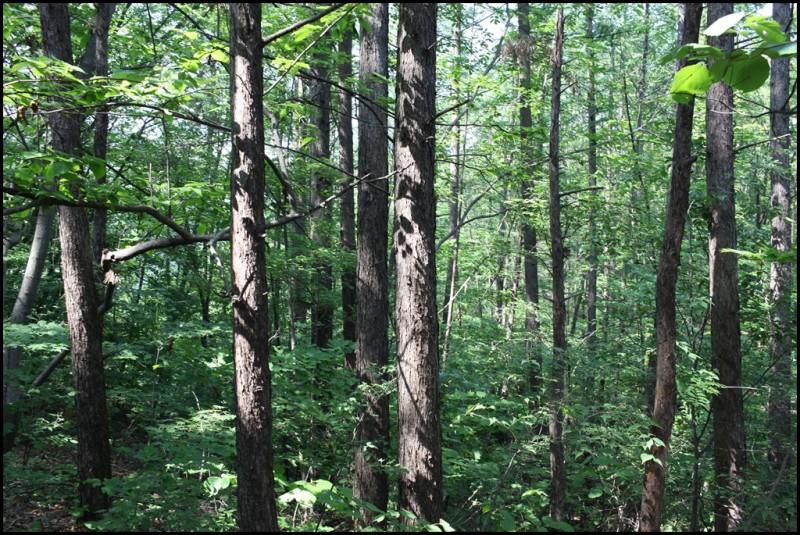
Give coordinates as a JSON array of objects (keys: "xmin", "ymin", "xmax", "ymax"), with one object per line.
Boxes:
[
  {"xmin": 229, "ymin": 4, "xmax": 279, "ymax": 530},
  {"xmin": 354, "ymin": 2, "xmax": 390, "ymax": 517},
  {"xmin": 517, "ymin": 2, "xmax": 541, "ymax": 391},
  {"xmin": 547, "ymin": 7, "xmax": 567, "ymax": 522},
  {"xmin": 639, "ymin": 4, "xmax": 703, "ymax": 531},
  {"xmin": 39, "ymin": 3, "xmax": 112, "ymax": 520},
  {"xmin": 338, "ymin": 26, "xmax": 356, "ymax": 370},
  {"xmin": 767, "ymin": 1, "xmax": 794, "ymax": 475},
  {"xmin": 705, "ymin": 4, "xmax": 746, "ymax": 531},
  {"xmin": 394, "ymin": 2, "xmax": 442, "ymax": 525},
  {"xmin": 309, "ymin": 47, "xmax": 334, "ymax": 348}
]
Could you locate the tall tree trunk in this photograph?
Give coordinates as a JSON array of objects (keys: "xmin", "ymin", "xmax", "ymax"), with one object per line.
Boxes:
[
  {"xmin": 39, "ymin": 3, "xmax": 112, "ymax": 519},
  {"xmin": 3, "ymin": 207, "xmax": 55, "ymax": 453},
  {"xmin": 706, "ymin": 4, "xmax": 745, "ymax": 531},
  {"xmin": 91, "ymin": 4, "xmax": 115, "ymax": 266},
  {"xmin": 442, "ymin": 4, "xmax": 463, "ymax": 365},
  {"xmin": 354, "ymin": 2, "xmax": 390, "ymax": 517},
  {"xmin": 517, "ymin": 2, "xmax": 541, "ymax": 392},
  {"xmin": 338, "ymin": 27, "xmax": 356, "ymax": 371},
  {"xmin": 395, "ymin": 3, "xmax": 442, "ymax": 525},
  {"xmin": 639, "ymin": 4, "xmax": 702, "ymax": 531},
  {"xmin": 767, "ymin": 2, "xmax": 794, "ymax": 475},
  {"xmin": 309, "ymin": 51, "xmax": 333, "ymax": 348},
  {"xmin": 547, "ymin": 7, "xmax": 567, "ymax": 522},
  {"xmin": 229, "ymin": 4, "xmax": 279, "ymax": 531},
  {"xmin": 584, "ymin": 5, "xmax": 598, "ymax": 389}
]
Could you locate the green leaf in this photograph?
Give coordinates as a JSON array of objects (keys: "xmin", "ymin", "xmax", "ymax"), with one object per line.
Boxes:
[
  {"xmin": 704, "ymin": 12, "xmax": 746, "ymax": 37},
  {"xmin": 745, "ymin": 15, "xmax": 787, "ymax": 44},
  {"xmin": 670, "ymin": 64, "xmax": 712, "ymax": 102},
  {"xmin": 588, "ymin": 488, "xmax": 603, "ymax": 499},
  {"xmin": 210, "ymin": 49, "xmax": 228, "ymax": 63},
  {"xmin": 759, "ymin": 40, "xmax": 797, "ymax": 59},
  {"xmin": 722, "ymin": 55, "xmax": 769, "ymax": 92}
]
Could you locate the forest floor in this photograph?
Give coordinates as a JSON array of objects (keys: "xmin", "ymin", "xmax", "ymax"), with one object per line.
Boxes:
[
  {"xmin": 3, "ymin": 446, "xmax": 86, "ymax": 532},
  {"xmin": 3, "ymin": 442, "xmax": 143, "ymax": 532}
]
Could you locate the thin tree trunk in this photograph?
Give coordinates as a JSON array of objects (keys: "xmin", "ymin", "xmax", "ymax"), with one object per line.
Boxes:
[
  {"xmin": 518, "ymin": 2, "xmax": 541, "ymax": 391},
  {"xmin": 767, "ymin": 2, "xmax": 794, "ymax": 475},
  {"xmin": 309, "ymin": 50, "xmax": 333, "ymax": 348},
  {"xmin": 442, "ymin": 4, "xmax": 463, "ymax": 365},
  {"xmin": 395, "ymin": 3, "xmax": 442, "ymax": 525},
  {"xmin": 639, "ymin": 4, "xmax": 702, "ymax": 531},
  {"xmin": 584, "ymin": 5, "xmax": 598, "ymax": 391},
  {"xmin": 229, "ymin": 4, "xmax": 279, "ymax": 531},
  {"xmin": 338, "ymin": 27, "xmax": 356, "ymax": 371},
  {"xmin": 39, "ymin": 3, "xmax": 112, "ymax": 519},
  {"xmin": 547, "ymin": 7, "xmax": 567, "ymax": 522},
  {"xmin": 354, "ymin": 2, "xmax": 390, "ymax": 518},
  {"xmin": 706, "ymin": 5, "xmax": 745, "ymax": 531},
  {"xmin": 3, "ymin": 207, "xmax": 55, "ymax": 453},
  {"xmin": 91, "ymin": 4, "xmax": 115, "ymax": 266}
]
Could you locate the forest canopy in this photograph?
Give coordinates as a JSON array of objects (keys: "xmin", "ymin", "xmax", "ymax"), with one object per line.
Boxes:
[{"xmin": 3, "ymin": 3, "xmax": 797, "ymax": 532}]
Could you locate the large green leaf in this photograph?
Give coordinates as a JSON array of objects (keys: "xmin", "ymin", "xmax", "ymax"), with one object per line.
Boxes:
[
  {"xmin": 745, "ymin": 15, "xmax": 787, "ymax": 44},
  {"xmin": 670, "ymin": 63, "xmax": 712, "ymax": 102},
  {"xmin": 722, "ymin": 55, "xmax": 769, "ymax": 92}
]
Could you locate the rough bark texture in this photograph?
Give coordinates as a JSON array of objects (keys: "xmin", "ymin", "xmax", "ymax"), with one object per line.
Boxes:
[
  {"xmin": 394, "ymin": 3, "xmax": 442, "ymax": 525},
  {"xmin": 585, "ymin": 5, "xmax": 598, "ymax": 380},
  {"xmin": 39, "ymin": 3, "xmax": 112, "ymax": 519},
  {"xmin": 518, "ymin": 2, "xmax": 541, "ymax": 392},
  {"xmin": 309, "ymin": 50, "xmax": 333, "ymax": 348},
  {"xmin": 91, "ymin": 3, "xmax": 115, "ymax": 265},
  {"xmin": 639, "ymin": 4, "xmax": 702, "ymax": 532},
  {"xmin": 338, "ymin": 28, "xmax": 356, "ymax": 371},
  {"xmin": 767, "ymin": 2, "xmax": 794, "ymax": 474},
  {"xmin": 229, "ymin": 4, "xmax": 279, "ymax": 531},
  {"xmin": 354, "ymin": 2, "xmax": 391, "ymax": 517},
  {"xmin": 547, "ymin": 8, "xmax": 567, "ymax": 522},
  {"xmin": 706, "ymin": 4, "xmax": 746, "ymax": 531}
]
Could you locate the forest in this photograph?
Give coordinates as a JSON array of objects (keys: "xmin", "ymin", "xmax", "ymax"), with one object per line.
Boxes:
[{"xmin": 2, "ymin": 2, "xmax": 797, "ymax": 532}]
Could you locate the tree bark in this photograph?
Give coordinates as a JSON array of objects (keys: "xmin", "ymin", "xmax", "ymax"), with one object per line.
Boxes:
[
  {"xmin": 309, "ymin": 49, "xmax": 333, "ymax": 348},
  {"xmin": 39, "ymin": 3, "xmax": 112, "ymax": 519},
  {"xmin": 394, "ymin": 3, "xmax": 442, "ymax": 525},
  {"xmin": 547, "ymin": 7, "xmax": 567, "ymax": 522},
  {"xmin": 517, "ymin": 2, "xmax": 541, "ymax": 392},
  {"xmin": 706, "ymin": 4, "xmax": 745, "ymax": 531},
  {"xmin": 585, "ymin": 5, "xmax": 598, "ymax": 389},
  {"xmin": 767, "ymin": 2, "xmax": 794, "ymax": 475},
  {"xmin": 229, "ymin": 4, "xmax": 279, "ymax": 531},
  {"xmin": 639, "ymin": 4, "xmax": 702, "ymax": 532},
  {"xmin": 91, "ymin": 4, "xmax": 115, "ymax": 266},
  {"xmin": 338, "ymin": 27, "xmax": 356, "ymax": 371},
  {"xmin": 354, "ymin": 2, "xmax": 390, "ymax": 518}
]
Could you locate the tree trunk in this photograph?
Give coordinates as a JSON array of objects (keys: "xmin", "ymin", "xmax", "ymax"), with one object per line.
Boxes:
[
  {"xmin": 706, "ymin": 4, "xmax": 745, "ymax": 531},
  {"xmin": 309, "ymin": 50, "xmax": 333, "ymax": 348},
  {"xmin": 395, "ymin": 3, "xmax": 442, "ymax": 525},
  {"xmin": 767, "ymin": 2, "xmax": 794, "ymax": 475},
  {"xmin": 338, "ymin": 27, "xmax": 356, "ymax": 371},
  {"xmin": 547, "ymin": 7, "xmax": 567, "ymax": 522},
  {"xmin": 39, "ymin": 3, "xmax": 112, "ymax": 519},
  {"xmin": 584, "ymin": 5, "xmax": 598, "ymax": 390},
  {"xmin": 442, "ymin": 4, "xmax": 463, "ymax": 365},
  {"xmin": 91, "ymin": 4, "xmax": 115, "ymax": 266},
  {"xmin": 229, "ymin": 4, "xmax": 279, "ymax": 531},
  {"xmin": 354, "ymin": 2, "xmax": 390, "ymax": 518},
  {"xmin": 3, "ymin": 207, "xmax": 55, "ymax": 453},
  {"xmin": 639, "ymin": 4, "xmax": 702, "ymax": 531},
  {"xmin": 517, "ymin": 2, "xmax": 541, "ymax": 392}
]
